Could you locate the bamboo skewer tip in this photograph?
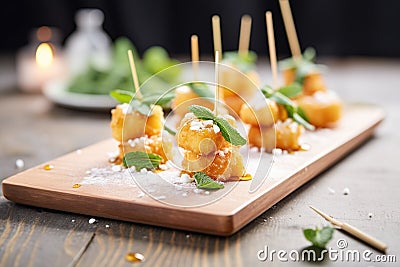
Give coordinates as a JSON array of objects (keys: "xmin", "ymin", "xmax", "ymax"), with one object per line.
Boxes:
[
  {"xmin": 265, "ymin": 11, "xmax": 279, "ymax": 90},
  {"xmin": 191, "ymin": 34, "xmax": 199, "ymax": 80},
  {"xmin": 279, "ymin": 0, "xmax": 302, "ymax": 59},
  {"xmin": 127, "ymin": 50, "xmax": 142, "ymax": 100},
  {"xmin": 214, "ymin": 50, "xmax": 220, "ymax": 116},
  {"xmin": 238, "ymin": 14, "xmax": 252, "ymax": 56},
  {"xmin": 212, "ymin": 15, "xmax": 222, "ymax": 60}
]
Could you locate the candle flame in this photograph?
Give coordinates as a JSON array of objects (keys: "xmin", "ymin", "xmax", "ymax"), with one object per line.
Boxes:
[{"xmin": 36, "ymin": 43, "xmax": 54, "ymax": 67}]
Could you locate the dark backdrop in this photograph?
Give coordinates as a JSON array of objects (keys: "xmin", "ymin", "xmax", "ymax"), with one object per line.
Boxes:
[{"xmin": 2, "ymin": 0, "xmax": 400, "ymax": 57}]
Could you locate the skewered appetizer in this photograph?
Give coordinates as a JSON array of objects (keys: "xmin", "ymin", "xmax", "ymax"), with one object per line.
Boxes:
[
  {"xmin": 212, "ymin": 15, "xmax": 260, "ymax": 116},
  {"xmin": 278, "ymin": 0, "xmax": 342, "ymax": 128},
  {"xmin": 279, "ymin": 49, "xmax": 342, "ymax": 128},
  {"xmin": 171, "ymin": 82, "xmax": 215, "ymax": 118},
  {"xmin": 240, "ymin": 84, "xmax": 312, "ymax": 152},
  {"xmin": 110, "ymin": 100, "xmax": 171, "ymax": 163},
  {"xmin": 219, "ymin": 51, "xmax": 260, "ymax": 116},
  {"xmin": 176, "ymin": 105, "xmax": 246, "ymax": 181}
]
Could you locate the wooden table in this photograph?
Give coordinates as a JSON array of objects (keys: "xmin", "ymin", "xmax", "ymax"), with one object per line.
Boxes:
[{"xmin": 1, "ymin": 58, "xmax": 399, "ymax": 266}]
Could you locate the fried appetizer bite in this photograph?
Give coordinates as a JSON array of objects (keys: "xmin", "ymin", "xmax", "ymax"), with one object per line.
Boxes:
[
  {"xmin": 219, "ymin": 52, "xmax": 260, "ymax": 115},
  {"xmin": 239, "ymin": 97, "xmax": 279, "ymax": 127},
  {"xmin": 279, "ymin": 48, "xmax": 326, "ymax": 96},
  {"xmin": 248, "ymin": 119, "xmax": 303, "ymax": 152},
  {"xmin": 171, "ymin": 83, "xmax": 214, "ymax": 117},
  {"xmin": 110, "ymin": 103, "xmax": 170, "ymax": 162},
  {"xmin": 176, "ymin": 106, "xmax": 246, "ymax": 181},
  {"xmin": 296, "ymin": 91, "xmax": 342, "ymax": 128}
]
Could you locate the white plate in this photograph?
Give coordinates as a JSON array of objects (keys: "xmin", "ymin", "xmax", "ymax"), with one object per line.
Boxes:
[{"xmin": 43, "ymin": 80, "xmax": 118, "ymax": 110}]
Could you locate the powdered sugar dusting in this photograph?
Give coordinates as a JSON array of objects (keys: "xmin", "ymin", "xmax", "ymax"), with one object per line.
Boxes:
[{"xmin": 81, "ymin": 166, "xmax": 137, "ymax": 187}]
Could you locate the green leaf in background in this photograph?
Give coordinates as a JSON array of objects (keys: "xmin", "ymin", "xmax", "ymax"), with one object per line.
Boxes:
[
  {"xmin": 188, "ymin": 82, "xmax": 215, "ymax": 99},
  {"xmin": 194, "ymin": 172, "xmax": 224, "ymax": 189},
  {"xmin": 123, "ymin": 151, "xmax": 162, "ymax": 170},
  {"xmin": 67, "ymin": 37, "xmax": 181, "ymax": 106},
  {"xmin": 142, "ymin": 46, "xmax": 181, "ymax": 84},
  {"xmin": 214, "ymin": 117, "xmax": 247, "ymax": 146},
  {"xmin": 110, "ymin": 89, "xmax": 134, "ymax": 103},
  {"xmin": 303, "ymin": 226, "xmax": 334, "ymax": 248},
  {"xmin": 222, "ymin": 51, "xmax": 257, "ymax": 73},
  {"xmin": 188, "ymin": 105, "xmax": 216, "ymax": 121}
]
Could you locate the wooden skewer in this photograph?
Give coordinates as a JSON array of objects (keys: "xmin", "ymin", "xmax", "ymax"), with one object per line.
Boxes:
[
  {"xmin": 214, "ymin": 50, "xmax": 220, "ymax": 116},
  {"xmin": 265, "ymin": 11, "xmax": 279, "ymax": 90},
  {"xmin": 127, "ymin": 50, "xmax": 142, "ymax": 100},
  {"xmin": 191, "ymin": 35, "xmax": 199, "ymax": 81},
  {"xmin": 212, "ymin": 15, "xmax": 222, "ymax": 61},
  {"xmin": 279, "ymin": 0, "xmax": 302, "ymax": 59},
  {"xmin": 309, "ymin": 205, "xmax": 388, "ymax": 253},
  {"xmin": 238, "ymin": 14, "xmax": 252, "ymax": 56}
]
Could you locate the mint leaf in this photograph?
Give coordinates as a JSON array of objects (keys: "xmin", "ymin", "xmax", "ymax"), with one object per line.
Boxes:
[
  {"xmin": 261, "ymin": 86, "xmax": 315, "ymax": 131},
  {"xmin": 188, "ymin": 105, "xmax": 247, "ymax": 146},
  {"xmin": 188, "ymin": 105, "xmax": 215, "ymax": 120},
  {"xmin": 110, "ymin": 89, "xmax": 134, "ymax": 103},
  {"xmin": 188, "ymin": 82, "xmax": 215, "ymax": 99},
  {"xmin": 194, "ymin": 172, "xmax": 224, "ymax": 189},
  {"xmin": 141, "ymin": 94, "xmax": 174, "ymax": 107},
  {"xmin": 214, "ymin": 117, "xmax": 246, "ymax": 146},
  {"xmin": 293, "ymin": 112, "xmax": 314, "ymax": 131},
  {"xmin": 277, "ymin": 83, "xmax": 302, "ymax": 98},
  {"xmin": 130, "ymin": 99, "xmax": 151, "ymax": 115},
  {"xmin": 222, "ymin": 51, "xmax": 257, "ymax": 73},
  {"xmin": 164, "ymin": 124, "xmax": 176, "ymax": 136},
  {"xmin": 303, "ymin": 226, "xmax": 334, "ymax": 248},
  {"xmin": 123, "ymin": 151, "xmax": 162, "ymax": 170}
]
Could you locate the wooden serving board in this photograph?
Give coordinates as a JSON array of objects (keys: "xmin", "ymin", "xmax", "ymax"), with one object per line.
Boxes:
[{"xmin": 2, "ymin": 104, "xmax": 384, "ymax": 236}]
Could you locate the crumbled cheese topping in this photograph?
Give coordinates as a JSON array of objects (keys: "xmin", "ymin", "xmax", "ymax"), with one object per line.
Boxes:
[
  {"xmin": 189, "ymin": 119, "xmax": 219, "ymax": 133},
  {"xmin": 176, "ymin": 85, "xmax": 191, "ymax": 94},
  {"xmin": 313, "ymin": 90, "xmax": 339, "ymax": 104},
  {"xmin": 213, "ymin": 124, "xmax": 220, "ymax": 133},
  {"xmin": 119, "ymin": 103, "xmax": 132, "ymax": 114}
]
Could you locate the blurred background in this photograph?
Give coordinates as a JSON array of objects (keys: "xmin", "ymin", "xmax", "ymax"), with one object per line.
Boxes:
[{"xmin": 1, "ymin": 0, "xmax": 400, "ymax": 57}]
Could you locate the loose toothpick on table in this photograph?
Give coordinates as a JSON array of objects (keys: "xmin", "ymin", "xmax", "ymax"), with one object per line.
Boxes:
[
  {"xmin": 265, "ymin": 11, "xmax": 279, "ymax": 90},
  {"xmin": 309, "ymin": 205, "xmax": 388, "ymax": 253},
  {"xmin": 238, "ymin": 14, "xmax": 252, "ymax": 57},
  {"xmin": 279, "ymin": 0, "xmax": 302, "ymax": 60},
  {"xmin": 127, "ymin": 50, "xmax": 142, "ymax": 100},
  {"xmin": 191, "ymin": 35, "xmax": 199, "ymax": 81},
  {"xmin": 214, "ymin": 50, "xmax": 220, "ymax": 116},
  {"xmin": 212, "ymin": 15, "xmax": 222, "ymax": 61}
]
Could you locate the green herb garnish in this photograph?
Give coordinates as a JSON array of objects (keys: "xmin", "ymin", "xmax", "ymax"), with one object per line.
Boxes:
[
  {"xmin": 187, "ymin": 82, "xmax": 215, "ymax": 99},
  {"xmin": 194, "ymin": 172, "xmax": 224, "ymax": 189},
  {"xmin": 164, "ymin": 124, "xmax": 177, "ymax": 136},
  {"xmin": 123, "ymin": 151, "xmax": 162, "ymax": 170},
  {"xmin": 188, "ymin": 105, "xmax": 247, "ymax": 146},
  {"xmin": 222, "ymin": 51, "xmax": 257, "ymax": 73},
  {"xmin": 110, "ymin": 88, "xmax": 173, "ymax": 116},
  {"xmin": 261, "ymin": 86, "xmax": 315, "ymax": 131},
  {"xmin": 278, "ymin": 47, "xmax": 325, "ymax": 84},
  {"xmin": 303, "ymin": 226, "xmax": 335, "ymax": 248},
  {"xmin": 110, "ymin": 89, "xmax": 135, "ymax": 103}
]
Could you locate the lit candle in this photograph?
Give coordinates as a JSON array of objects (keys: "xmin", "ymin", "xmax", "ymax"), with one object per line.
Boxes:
[{"xmin": 16, "ymin": 26, "xmax": 67, "ymax": 92}]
